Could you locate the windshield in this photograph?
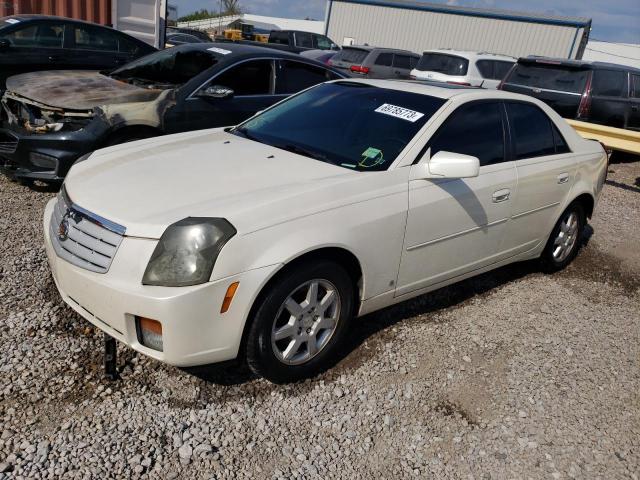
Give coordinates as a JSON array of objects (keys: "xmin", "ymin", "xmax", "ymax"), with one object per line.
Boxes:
[
  {"xmin": 506, "ymin": 64, "xmax": 589, "ymax": 93},
  {"xmin": 109, "ymin": 47, "xmax": 220, "ymax": 86},
  {"xmin": 417, "ymin": 53, "xmax": 469, "ymax": 76},
  {"xmin": 233, "ymin": 82, "xmax": 446, "ymax": 172}
]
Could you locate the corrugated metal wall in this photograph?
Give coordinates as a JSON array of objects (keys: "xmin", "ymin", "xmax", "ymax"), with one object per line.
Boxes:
[
  {"xmin": 326, "ymin": 2, "xmax": 584, "ymax": 59},
  {"xmin": 0, "ymin": 0, "xmax": 112, "ymax": 26}
]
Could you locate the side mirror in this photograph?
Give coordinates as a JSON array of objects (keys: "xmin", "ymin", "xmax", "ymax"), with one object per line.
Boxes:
[
  {"xmin": 0, "ymin": 39, "xmax": 10, "ymax": 50},
  {"xmin": 412, "ymin": 150, "xmax": 480, "ymax": 180},
  {"xmin": 197, "ymin": 85, "xmax": 234, "ymax": 99}
]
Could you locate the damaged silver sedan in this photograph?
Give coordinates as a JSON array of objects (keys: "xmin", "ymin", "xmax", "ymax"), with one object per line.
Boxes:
[{"xmin": 0, "ymin": 43, "xmax": 345, "ymax": 183}]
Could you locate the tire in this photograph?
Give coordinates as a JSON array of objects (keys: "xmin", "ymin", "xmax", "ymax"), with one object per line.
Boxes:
[
  {"xmin": 245, "ymin": 260, "xmax": 355, "ymax": 383},
  {"xmin": 540, "ymin": 202, "xmax": 585, "ymax": 273}
]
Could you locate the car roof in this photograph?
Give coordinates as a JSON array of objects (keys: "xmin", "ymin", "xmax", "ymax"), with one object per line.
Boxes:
[
  {"xmin": 518, "ymin": 56, "xmax": 640, "ymax": 73},
  {"xmin": 1, "ymin": 14, "xmax": 110, "ymax": 28},
  {"xmin": 344, "ymin": 45, "xmax": 418, "ymax": 55},
  {"xmin": 422, "ymin": 49, "xmax": 516, "ymax": 61},
  {"xmin": 331, "ymin": 78, "xmax": 542, "ymax": 102}
]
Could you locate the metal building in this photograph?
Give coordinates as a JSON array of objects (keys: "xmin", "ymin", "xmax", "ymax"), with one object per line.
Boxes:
[{"xmin": 324, "ymin": 0, "xmax": 592, "ymax": 59}]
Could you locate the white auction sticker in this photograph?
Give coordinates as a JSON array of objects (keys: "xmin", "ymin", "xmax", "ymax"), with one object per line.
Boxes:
[
  {"xmin": 207, "ymin": 47, "xmax": 232, "ymax": 55},
  {"xmin": 375, "ymin": 103, "xmax": 424, "ymax": 122},
  {"xmin": 5, "ymin": 18, "xmax": 20, "ymax": 24}
]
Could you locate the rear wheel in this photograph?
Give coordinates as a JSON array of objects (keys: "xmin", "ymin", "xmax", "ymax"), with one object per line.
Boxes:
[
  {"xmin": 540, "ymin": 202, "xmax": 585, "ymax": 272},
  {"xmin": 245, "ymin": 260, "xmax": 355, "ymax": 383}
]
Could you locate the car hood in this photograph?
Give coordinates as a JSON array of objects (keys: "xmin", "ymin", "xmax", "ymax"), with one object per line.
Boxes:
[
  {"xmin": 5, "ymin": 71, "xmax": 164, "ymax": 110},
  {"xmin": 64, "ymin": 129, "xmax": 359, "ymax": 239}
]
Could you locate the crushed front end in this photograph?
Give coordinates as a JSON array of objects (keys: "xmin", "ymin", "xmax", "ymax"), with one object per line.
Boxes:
[{"xmin": 0, "ymin": 92, "xmax": 110, "ymax": 182}]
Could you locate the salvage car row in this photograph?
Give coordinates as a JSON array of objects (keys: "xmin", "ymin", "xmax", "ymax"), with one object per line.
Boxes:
[{"xmin": 0, "ymin": 14, "xmax": 609, "ymax": 383}]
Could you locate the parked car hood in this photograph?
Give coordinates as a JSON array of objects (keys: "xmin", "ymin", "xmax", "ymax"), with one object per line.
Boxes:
[
  {"xmin": 64, "ymin": 129, "xmax": 361, "ymax": 239},
  {"xmin": 5, "ymin": 70, "xmax": 164, "ymax": 110}
]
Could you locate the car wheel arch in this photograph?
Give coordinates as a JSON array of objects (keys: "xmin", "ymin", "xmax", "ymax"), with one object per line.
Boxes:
[
  {"xmin": 572, "ymin": 192, "xmax": 594, "ymax": 219},
  {"xmin": 236, "ymin": 246, "xmax": 364, "ymax": 361}
]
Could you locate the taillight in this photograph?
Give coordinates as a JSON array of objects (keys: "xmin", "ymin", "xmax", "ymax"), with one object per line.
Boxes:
[
  {"xmin": 577, "ymin": 71, "xmax": 593, "ymax": 119},
  {"xmin": 327, "ymin": 59, "xmax": 333, "ymax": 66},
  {"xmin": 446, "ymin": 81, "xmax": 471, "ymax": 86},
  {"xmin": 409, "ymin": 74, "xmax": 416, "ymax": 80},
  {"xmin": 350, "ymin": 65, "xmax": 370, "ymax": 74}
]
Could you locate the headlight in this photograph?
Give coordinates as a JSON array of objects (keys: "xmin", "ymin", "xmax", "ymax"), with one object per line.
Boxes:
[{"xmin": 142, "ymin": 218, "xmax": 236, "ymax": 287}]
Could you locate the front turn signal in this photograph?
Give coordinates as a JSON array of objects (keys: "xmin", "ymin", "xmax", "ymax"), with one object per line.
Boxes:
[{"xmin": 220, "ymin": 282, "xmax": 240, "ymax": 314}]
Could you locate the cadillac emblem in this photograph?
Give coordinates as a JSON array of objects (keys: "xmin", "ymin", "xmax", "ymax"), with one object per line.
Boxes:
[{"xmin": 58, "ymin": 216, "xmax": 70, "ymax": 241}]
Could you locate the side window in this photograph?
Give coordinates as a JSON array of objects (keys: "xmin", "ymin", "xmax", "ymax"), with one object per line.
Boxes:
[
  {"xmin": 118, "ymin": 35, "xmax": 143, "ymax": 54},
  {"xmin": 552, "ymin": 124, "xmax": 571, "ymax": 154},
  {"xmin": 409, "ymin": 56, "xmax": 419, "ymax": 69},
  {"xmin": 632, "ymin": 75, "xmax": 640, "ymax": 99},
  {"xmin": 213, "ymin": 60, "xmax": 272, "ymax": 96},
  {"xmin": 506, "ymin": 102, "xmax": 556, "ymax": 160},
  {"xmin": 494, "ymin": 61, "xmax": 514, "ymax": 80},
  {"xmin": 1, "ymin": 23, "xmax": 64, "ymax": 48},
  {"xmin": 393, "ymin": 54, "xmax": 411, "ymax": 69},
  {"xmin": 592, "ymin": 70, "xmax": 627, "ymax": 97},
  {"xmin": 374, "ymin": 52, "xmax": 393, "ymax": 66},
  {"xmin": 430, "ymin": 102, "xmax": 505, "ymax": 167},
  {"xmin": 270, "ymin": 32, "xmax": 288, "ymax": 45},
  {"xmin": 74, "ymin": 24, "xmax": 118, "ymax": 51},
  {"xmin": 476, "ymin": 60, "xmax": 494, "ymax": 79},
  {"xmin": 315, "ymin": 34, "xmax": 331, "ymax": 50},
  {"xmin": 294, "ymin": 32, "xmax": 313, "ymax": 49},
  {"xmin": 276, "ymin": 60, "xmax": 335, "ymax": 94}
]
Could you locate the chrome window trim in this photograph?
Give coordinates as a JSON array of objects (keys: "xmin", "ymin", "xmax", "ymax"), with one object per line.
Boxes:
[{"xmin": 61, "ymin": 186, "xmax": 126, "ymax": 236}]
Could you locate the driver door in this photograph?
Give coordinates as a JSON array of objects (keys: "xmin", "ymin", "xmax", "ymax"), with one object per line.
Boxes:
[
  {"xmin": 165, "ymin": 59, "xmax": 276, "ymax": 134},
  {"xmin": 396, "ymin": 101, "xmax": 517, "ymax": 296}
]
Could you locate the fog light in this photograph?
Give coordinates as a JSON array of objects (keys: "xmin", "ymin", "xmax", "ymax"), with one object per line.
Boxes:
[
  {"xmin": 29, "ymin": 152, "xmax": 58, "ymax": 170},
  {"xmin": 136, "ymin": 317, "xmax": 163, "ymax": 351}
]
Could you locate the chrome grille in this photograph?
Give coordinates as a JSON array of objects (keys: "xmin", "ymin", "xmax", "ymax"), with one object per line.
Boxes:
[{"xmin": 49, "ymin": 188, "xmax": 125, "ymax": 273}]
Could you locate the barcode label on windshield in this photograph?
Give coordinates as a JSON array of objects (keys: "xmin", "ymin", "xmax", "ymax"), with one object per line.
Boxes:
[
  {"xmin": 207, "ymin": 47, "xmax": 232, "ymax": 55},
  {"xmin": 375, "ymin": 104, "xmax": 424, "ymax": 122}
]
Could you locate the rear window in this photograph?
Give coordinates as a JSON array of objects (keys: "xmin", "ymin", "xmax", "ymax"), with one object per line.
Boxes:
[
  {"xmin": 506, "ymin": 64, "xmax": 589, "ymax": 94},
  {"xmin": 416, "ymin": 53, "xmax": 469, "ymax": 76},
  {"xmin": 333, "ymin": 47, "xmax": 369, "ymax": 64}
]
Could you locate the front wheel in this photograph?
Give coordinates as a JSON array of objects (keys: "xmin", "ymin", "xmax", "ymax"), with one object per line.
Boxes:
[
  {"xmin": 540, "ymin": 202, "xmax": 585, "ymax": 272},
  {"xmin": 245, "ymin": 260, "xmax": 355, "ymax": 383}
]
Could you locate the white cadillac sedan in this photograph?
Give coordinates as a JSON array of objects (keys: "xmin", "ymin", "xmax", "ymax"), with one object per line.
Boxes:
[{"xmin": 44, "ymin": 79, "xmax": 607, "ymax": 383}]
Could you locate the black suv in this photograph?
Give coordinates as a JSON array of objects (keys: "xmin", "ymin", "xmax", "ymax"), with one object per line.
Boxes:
[{"xmin": 500, "ymin": 57, "xmax": 640, "ymax": 131}]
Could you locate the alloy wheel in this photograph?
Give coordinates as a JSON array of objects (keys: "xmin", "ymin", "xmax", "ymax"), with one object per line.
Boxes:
[
  {"xmin": 270, "ymin": 279, "xmax": 341, "ymax": 365},
  {"xmin": 552, "ymin": 211, "xmax": 579, "ymax": 262}
]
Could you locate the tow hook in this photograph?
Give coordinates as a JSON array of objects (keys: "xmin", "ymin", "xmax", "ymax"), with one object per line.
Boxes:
[{"xmin": 104, "ymin": 333, "xmax": 120, "ymax": 381}]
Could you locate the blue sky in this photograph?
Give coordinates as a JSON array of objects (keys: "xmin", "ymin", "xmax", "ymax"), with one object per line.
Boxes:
[{"xmin": 178, "ymin": 0, "xmax": 640, "ymax": 43}]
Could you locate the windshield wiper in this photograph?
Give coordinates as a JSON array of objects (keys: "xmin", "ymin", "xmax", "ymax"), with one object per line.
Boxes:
[{"xmin": 276, "ymin": 144, "xmax": 329, "ymax": 162}]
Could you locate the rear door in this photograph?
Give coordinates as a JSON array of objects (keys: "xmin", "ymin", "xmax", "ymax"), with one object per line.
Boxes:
[
  {"xmin": 501, "ymin": 101, "xmax": 577, "ymax": 254},
  {"xmin": 112, "ymin": 0, "xmax": 167, "ymax": 49},
  {"xmin": 371, "ymin": 51, "xmax": 393, "ymax": 79},
  {"xmin": 589, "ymin": 69, "xmax": 629, "ymax": 128},
  {"xmin": 501, "ymin": 62, "xmax": 590, "ymax": 118}
]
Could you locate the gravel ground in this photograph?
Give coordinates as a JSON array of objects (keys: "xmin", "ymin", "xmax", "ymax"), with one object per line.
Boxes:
[{"xmin": 0, "ymin": 159, "xmax": 638, "ymax": 480}]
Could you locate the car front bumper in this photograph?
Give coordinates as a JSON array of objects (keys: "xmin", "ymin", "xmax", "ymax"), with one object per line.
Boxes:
[
  {"xmin": 0, "ymin": 119, "xmax": 108, "ymax": 182},
  {"xmin": 43, "ymin": 199, "xmax": 279, "ymax": 367}
]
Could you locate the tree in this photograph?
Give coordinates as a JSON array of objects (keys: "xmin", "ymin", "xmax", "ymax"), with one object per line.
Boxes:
[{"xmin": 177, "ymin": 1, "xmax": 242, "ymax": 22}]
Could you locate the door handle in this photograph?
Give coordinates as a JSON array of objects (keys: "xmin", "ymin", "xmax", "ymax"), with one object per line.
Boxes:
[
  {"xmin": 492, "ymin": 189, "xmax": 511, "ymax": 203},
  {"xmin": 48, "ymin": 55, "xmax": 60, "ymax": 62},
  {"xmin": 632, "ymin": 105, "xmax": 638, "ymax": 112},
  {"xmin": 557, "ymin": 173, "xmax": 569, "ymax": 184}
]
